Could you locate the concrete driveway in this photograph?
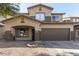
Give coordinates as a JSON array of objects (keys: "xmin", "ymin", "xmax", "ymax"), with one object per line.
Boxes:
[{"xmin": 0, "ymin": 41, "xmax": 79, "ymax": 56}]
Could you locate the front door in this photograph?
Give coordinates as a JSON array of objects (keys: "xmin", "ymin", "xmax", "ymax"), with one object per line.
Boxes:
[
  {"xmin": 75, "ymin": 29, "xmax": 79, "ymax": 40},
  {"xmin": 32, "ymin": 28, "xmax": 35, "ymax": 41}
]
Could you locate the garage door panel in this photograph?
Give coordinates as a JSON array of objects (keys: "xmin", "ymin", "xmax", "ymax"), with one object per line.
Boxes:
[{"xmin": 40, "ymin": 28, "xmax": 70, "ymax": 41}]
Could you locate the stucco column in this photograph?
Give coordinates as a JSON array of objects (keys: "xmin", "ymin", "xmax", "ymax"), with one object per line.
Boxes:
[
  {"xmin": 11, "ymin": 28, "xmax": 15, "ymax": 36},
  {"xmin": 35, "ymin": 28, "xmax": 41, "ymax": 41},
  {"xmin": 70, "ymin": 26, "xmax": 75, "ymax": 41}
]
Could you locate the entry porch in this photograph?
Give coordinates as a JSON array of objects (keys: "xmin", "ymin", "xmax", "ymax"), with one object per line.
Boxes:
[{"xmin": 12, "ymin": 25, "xmax": 35, "ymax": 41}]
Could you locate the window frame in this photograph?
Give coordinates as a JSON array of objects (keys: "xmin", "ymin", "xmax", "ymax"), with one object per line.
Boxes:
[
  {"xmin": 51, "ymin": 15, "xmax": 61, "ymax": 22},
  {"xmin": 35, "ymin": 13, "xmax": 45, "ymax": 21},
  {"xmin": 15, "ymin": 28, "xmax": 29, "ymax": 37}
]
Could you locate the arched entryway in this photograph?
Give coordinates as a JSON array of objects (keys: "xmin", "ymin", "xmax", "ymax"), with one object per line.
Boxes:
[
  {"xmin": 74, "ymin": 25, "xmax": 79, "ymax": 40},
  {"xmin": 12, "ymin": 25, "xmax": 35, "ymax": 41}
]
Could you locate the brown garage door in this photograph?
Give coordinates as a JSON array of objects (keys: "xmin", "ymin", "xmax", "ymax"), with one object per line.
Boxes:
[{"xmin": 40, "ymin": 28, "xmax": 70, "ymax": 41}]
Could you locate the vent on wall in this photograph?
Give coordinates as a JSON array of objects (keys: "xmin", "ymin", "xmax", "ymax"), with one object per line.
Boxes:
[
  {"xmin": 39, "ymin": 7, "xmax": 42, "ymax": 11},
  {"xmin": 21, "ymin": 17, "xmax": 25, "ymax": 23}
]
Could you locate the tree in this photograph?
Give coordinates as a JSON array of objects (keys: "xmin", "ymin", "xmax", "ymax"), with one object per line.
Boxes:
[{"xmin": 0, "ymin": 3, "xmax": 20, "ymax": 18}]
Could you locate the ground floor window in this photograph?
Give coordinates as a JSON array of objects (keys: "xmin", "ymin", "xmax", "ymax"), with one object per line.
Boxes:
[{"xmin": 15, "ymin": 28, "xmax": 29, "ymax": 37}]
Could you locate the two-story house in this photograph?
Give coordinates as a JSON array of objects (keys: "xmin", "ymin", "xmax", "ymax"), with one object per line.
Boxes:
[{"xmin": 1, "ymin": 4, "xmax": 79, "ymax": 41}]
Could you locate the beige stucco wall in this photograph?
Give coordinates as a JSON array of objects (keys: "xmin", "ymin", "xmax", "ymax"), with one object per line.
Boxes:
[
  {"xmin": 3, "ymin": 17, "xmax": 41, "ymax": 31},
  {"xmin": 28, "ymin": 6, "xmax": 52, "ymax": 16},
  {"xmin": 3, "ymin": 16, "xmax": 41, "ymax": 40},
  {"xmin": 40, "ymin": 24, "xmax": 74, "ymax": 31},
  {"xmin": 3, "ymin": 15, "xmax": 76, "ymax": 40},
  {"xmin": 3, "ymin": 16, "xmax": 75, "ymax": 35}
]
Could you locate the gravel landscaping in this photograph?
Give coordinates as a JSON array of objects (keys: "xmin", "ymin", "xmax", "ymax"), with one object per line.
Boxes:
[{"xmin": 0, "ymin": 41, "xmax": 79, "ymax": 56}]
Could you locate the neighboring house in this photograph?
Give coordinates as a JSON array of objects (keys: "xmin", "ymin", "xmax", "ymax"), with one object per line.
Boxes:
[
  {"xmin": 0, "ymin": 23, "xmax": 4, "ymax": 39},
  {"xmin": 63, "ymin": 17, "xmax": 79, "ymax": 22},
  {"xmin": 1, "ymin": 4, "xmax": 79, "ymax": 41}
]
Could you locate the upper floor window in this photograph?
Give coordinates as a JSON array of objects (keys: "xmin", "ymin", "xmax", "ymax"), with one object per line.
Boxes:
[
  {"xmin": 35, "ymin": 13, "xmax": 45, "ymax": 21},
  {"xmin": 51, "ymin": 16, "xmax": 61, "ymax": 21}
]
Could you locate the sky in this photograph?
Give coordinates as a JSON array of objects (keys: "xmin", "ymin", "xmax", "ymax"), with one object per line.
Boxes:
[{"xmin": 20, "ymin": 3, "xmax": 79, "ymax": 17}]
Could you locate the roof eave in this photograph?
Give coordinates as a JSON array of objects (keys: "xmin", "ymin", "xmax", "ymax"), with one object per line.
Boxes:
[
  {"xmin": 1, "ymin": 15, "xmax": 42, "ymax": 23},
  {"xmin": 51, "ymin": 13, "xmax": 66, "ymax": 15},
  {"xmin": 27, "ymin": 4, "xmax": 53, "ymax": 10}
]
